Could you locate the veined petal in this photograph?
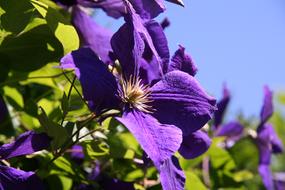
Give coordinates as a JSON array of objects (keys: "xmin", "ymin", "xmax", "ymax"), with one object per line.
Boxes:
[
  {"xmin": 158, "ymin": 156, "xmax": 185, "ymax": 190},
  {"xmin": 214, "ymin": 84, "xmax": 230, "ymax": 127},
  {"xmin": 0, "ymin": 165, "xmax": 44, "ymax": 190},
  {"xmin": 72, "ymin": 7, "xmax": 113, "ymax": 63},
  {"xmin": 60, "ymin": 47, "xmax": 119, "ymax": 114},
  {"xmin": 169, "ymin": 45, "xmax": 197, "ymax": 76},
  {"xmin": 116, "ymin": 109, "xmax": 182, "ymax": 165},
  {"xmin": 258, "ymin": 164, "xmax": 274, "ymax": 190},
  {"xmin": 0, "ymin": 131, "xmax": 50, "ymax": 160},
  {"xmin": 178, "ymin": 130, "xmax": 211, "ymax": 159},
  {"xmin": 150, "ymin": 71, "xmax": 216, "ymax": 135},
  {"xmin": 260, "ymin": 86, "xmax": 273, "ymax": 124},
  {"xmin": 215, "ymin": 121, "xmax": 243, "ymax": 139}
]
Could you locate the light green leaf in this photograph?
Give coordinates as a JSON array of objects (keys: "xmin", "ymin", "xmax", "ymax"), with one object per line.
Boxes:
[{"xmin": 31, "ymin": 0, "xmax": 79, "ymax": 54}]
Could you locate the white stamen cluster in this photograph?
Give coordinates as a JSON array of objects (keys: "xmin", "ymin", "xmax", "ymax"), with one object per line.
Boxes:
[{"xmin": 119, "ymin": 76, "xmax": 153, "ymax": 113}]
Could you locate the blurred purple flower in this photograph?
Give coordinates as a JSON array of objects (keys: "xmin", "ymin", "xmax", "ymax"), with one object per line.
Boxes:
[
  {"xmin": 256, "ymin": 86, "xmax": 284, "ymax": 190},
  {"xmin": 70, "ymin": 144, "xmax": 84, "ymax": 164},
  {"xmin": 0, "ymin": 131, "xmax": 51, "ymax": 190},
  {"xmin": 213, "ymin": 84, "xmax": 230, "ymax": 128}
]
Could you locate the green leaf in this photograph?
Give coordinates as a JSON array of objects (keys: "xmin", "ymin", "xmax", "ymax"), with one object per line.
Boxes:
[
  {"xmin": 81, "ymin": 140, "xmax": 109, "ymax": 160},
  {"xmin": 31, "ymin": 0, "xmax": 79, "ymax": 54},
  {"xmin": 0, "ymin": 18, "xmax": 63, "ymax": 71},
  {"xmin": 61, "ymin": 92, "xmax": 69, "ymax": 116},
  {"xmin": 185, "ymin": 171, "xmax": 207, "ymax": 190},
  {"xmin": 232, "ymin": 170, "xmax": 254, "ymax": 182},
  {"xmin": 38, "ymin": 108, "xmax": 68, "ymax": 150},
  {"xmin": 228, "ymin": 137, "xmax": 258, "ymax": 172},
  {"xmin": 0, "ymin": 0, "xmax": 36, "ymax": 33}
]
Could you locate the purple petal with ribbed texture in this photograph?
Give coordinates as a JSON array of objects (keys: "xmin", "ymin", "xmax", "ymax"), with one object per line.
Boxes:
[
  {"xmin": 214, "ymin": 84, "xmax": 230, "ymax": 127},
  {"xmin": 0, "ymin": 165, "xmax": 44, "ymax": 190},
  {"xmin": 150, "ymin": 71, "xmax": 216, "ymax": 135},
  {"xmin": 60, "ymin": 47, "xmax": 119, "ymax": 114},
  {"xmin": 0, "ymin": 131, "xmax": 50, "ymax": 160},
  {"xmin": 178, "ymin": 130, "xmax": 211, "ymax": 159},
  {"xmin": 116, "ymin": 109, "xmax": 182, "ymax": 165},
  {"xmin": 158, "ymin": 156, "xmax": 185, "ymax": 190},
  {"xmin": 258, "ymin": 164, "xmax": 274, "ymax": 190},
  {"xmin": 169, "ymin": 45, "xmax": 197, "ymax": 76},
  {"xmin": 216, "ymin": 121, "xmax": 243, "ymax": 139},
  {"xmin": 78, "ymin": 0, "xmax": 126, "ymax": 19},
  {"xmin": 260, "ymin": 86, "xmax": 273, "ymax": 124},
  {"xmin": 72, "ymin": 7, "xmax": 113, "ymax": 63}
]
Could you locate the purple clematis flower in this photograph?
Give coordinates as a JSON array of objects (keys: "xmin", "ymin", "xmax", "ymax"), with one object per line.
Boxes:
[
  {"xmin": 61, "ymin": 2, "xmax": 215, "ymax": 189},
  {"xmin": 256, "ymin": 86, "xmax": 284, "ymax": 190},
  {"xmin": 60, "ymin": 47, "xmax": 216, "ymax": 189},
  {"xmin": 0, "ymin": 131, "xmax": 51, "ymax": 190}
]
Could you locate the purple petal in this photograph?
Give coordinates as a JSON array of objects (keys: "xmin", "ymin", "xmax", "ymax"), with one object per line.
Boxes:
[
  {"xmin": 0, "ymin": 165, "xmax": 44, "ymax": 190},
  {"xmin": 258, "ymin": 164, "xmax": 274, "ymax": 190},
  {"xmin": 72, "ymin": 7, "xmax": 113, "ymax": 63},
  {"xmin": 70, "ymin": 145, "xmax": 84, "ymax": 164},
  {"xmin": 78, "ymin": 0, "xmax": 126, "ymax": 19},
  {"xmin": 60, "ymin": 47, "xmax": 119, "ymax": 114},
  {"xmin": 215, "ymin": 121, "xmax": 244, "ymax": 139},
  {"xmin": 168, "ymin": 45, "xmax": 197, "ymax": 76},
  {"xmin": 150, "ymin": 71, "xmax": 216, "ymax": 135},
  {"xmin": 116, "ymin": 109, "xmax": 182, "ymax": 165},
  {"xmin": 158, "ymin": 156, "xmax": 185, "ymax": 190},
  {"xmin": 257, "ymin": 124, "xmax": 283, "ymax": 163},
  {"xmin": 0, "ymin": 131, "xmax": 50, "ymax": 160},
  {"xmin": 214, "ymin": 84, "xmax": 230, "ymax": 127},
  {"xmin": 145, "ymin": 20, "xmax": 169, "ymax": 73},
  {"xmin": 111, "ymin": 2, "xmax": 163, "ymax": 78},
  {"xmin": 160, "ymin": 18, "xmax": 170, "ymax": 30},
  {"xmin": 139, "ymin": 58, "xmax": 162, "ymax": 85},
  {"xmin": 130, "ymin": 0, "xmax": 165, "ymax": 19},
  {"xmin": 260, "ymin": 86, "xmax": 273, "ymax": 124},
  {"xmin": 178, "ymin": 130, "xmax": 211, "ymax": 159}
]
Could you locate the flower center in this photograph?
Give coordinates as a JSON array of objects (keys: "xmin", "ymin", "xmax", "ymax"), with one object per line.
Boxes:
[{"xmin": 119, "ymin": 76, "xmax": 153, "ymax": 113}]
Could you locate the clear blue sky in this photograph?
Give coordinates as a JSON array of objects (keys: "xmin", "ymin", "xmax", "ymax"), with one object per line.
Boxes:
[{"xmin": 94, "ymin": 0, "xmax": 285, "ymax": 119}]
